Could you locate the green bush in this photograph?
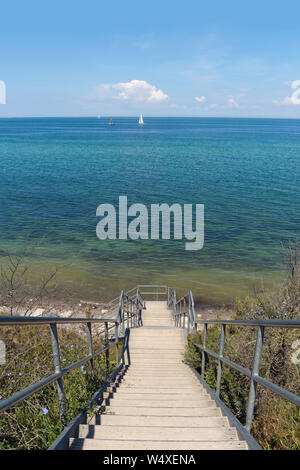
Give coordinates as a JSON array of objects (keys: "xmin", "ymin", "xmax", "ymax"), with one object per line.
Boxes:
[
  {"xmin": 0, "ymin": 324, "xmax": 122, "ymax": 449},
  {"xmin": 185, "ymin": 246, "xmax": 300, "ymax": 449}
]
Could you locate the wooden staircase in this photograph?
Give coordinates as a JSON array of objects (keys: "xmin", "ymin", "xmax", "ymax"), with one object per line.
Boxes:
[{"xmin": 69, "ymin": 301, "xmax": 248, "ymax": 450}]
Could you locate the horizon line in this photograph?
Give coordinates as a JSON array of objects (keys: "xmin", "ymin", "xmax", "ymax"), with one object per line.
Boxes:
[{"xmin": 1, "ymin": 114, "xmax": 300, "ymax": 120}]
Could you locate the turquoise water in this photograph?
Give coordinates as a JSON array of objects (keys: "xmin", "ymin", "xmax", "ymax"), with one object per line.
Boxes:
[{"xmin": 0, "ymin": 117, "xmax": 299, "ymax": 302}]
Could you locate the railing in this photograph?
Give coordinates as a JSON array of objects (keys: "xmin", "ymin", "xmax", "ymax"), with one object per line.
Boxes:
[
  {"xmin": 169, "ymin": 289, "xmax": 196, "ymax": 334},
  {"xmin": 0, "ymin": 287, "xmax": 144, "ymax": 431},
  {"xmin": 3, "ymin": 283, "xmax": 299, "ymax": 450},
  {"xmin": 170, "ymin": 287, "xmax": 300, "ymax": 438},
  {"xmin": 115, "ymin": 287, "xmax": 144, "ymax": 334},
  {"xmin": 137, "ymin": 285, "xmax": 168, "ymax": 301}
]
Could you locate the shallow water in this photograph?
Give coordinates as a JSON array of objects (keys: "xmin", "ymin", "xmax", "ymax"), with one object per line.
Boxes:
[{"xmin": 0, "ymin": 117, "xmax": 299, "ymax": 302}]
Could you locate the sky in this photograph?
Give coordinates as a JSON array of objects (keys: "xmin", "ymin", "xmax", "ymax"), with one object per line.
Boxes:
[{"xmin": 1, "ymin": 0, "xmax": 300, "ymax": 117}]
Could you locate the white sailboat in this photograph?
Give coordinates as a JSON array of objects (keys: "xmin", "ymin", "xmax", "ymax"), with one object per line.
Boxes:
[{"xmin": 138, "ymin": 114, "xmax": 144, "ymax": 126}]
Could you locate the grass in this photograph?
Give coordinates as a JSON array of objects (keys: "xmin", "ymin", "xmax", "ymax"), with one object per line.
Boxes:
[
  {"xmin": 1, "ymin": 241, "xmax": 299, "ymax": 449},
  {"xmin": 0, "ymin": 322, "xmax": 123, "ymax": 449},
  {"xmin": 185, "ymin": 256, "xmax": 300, "ymax": 451}
]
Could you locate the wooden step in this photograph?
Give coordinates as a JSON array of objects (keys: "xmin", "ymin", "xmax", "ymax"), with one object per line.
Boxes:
[
  {"xmin": 107, "ymin": 398, "xmax": 216, "ymax": 407},
  {"xmin": 87, "ymin": 415, "xmax": 228, "ymax": 427},
  {"xmin": 102, "ymin": 405, "xmax": 222, "ymax": 416},
  {"xmin": 116, "ymin": 386, "xmax": 205, "ymax": 393},
  {"xmin": 123, "ymin": 370, "xmax": 192, "ymax": 376},
  {"xmin": 67, "ymin": 300, "xmax": 247, "ymax": 452},
  {"xmin": 69, "ymin": 438, "xmax": 248, "ymax": 450},
  {"xmin": 77, "ymin": 424, "xmax": 238, "ymax": 441},
  {"xmin": 106, "ymin": 392, "xmax": 208, "ymax": 401},
  {"xmin": 121, "ymin": 378, "xmax": 197, "ymax": 385},
  {"xmin": 124, "ymin": 364, "xmax": 188, "ymax": 370}
]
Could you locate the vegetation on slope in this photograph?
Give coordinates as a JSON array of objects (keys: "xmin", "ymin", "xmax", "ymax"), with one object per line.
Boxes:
[
  {"xmin": 0, "ymin": 320, "xmax": 122, "ymax": 449},
  {"xmin": 185, "ymin": 242, "xmax": 300, "ymax": 450}
]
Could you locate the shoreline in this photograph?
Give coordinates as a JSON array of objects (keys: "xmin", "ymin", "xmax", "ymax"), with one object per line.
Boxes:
[{"xmin": 0, "ymin": 291, "xmax": 235, "ymax": 321}]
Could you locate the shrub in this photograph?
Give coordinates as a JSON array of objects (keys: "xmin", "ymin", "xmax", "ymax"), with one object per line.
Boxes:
[
  {"xmin": 0, "ymin": 323, "xmax": 122, "ymax": 449},
  {"xmin": 185, "ymin": 242, "xmax": 300, "ymax": 450}
]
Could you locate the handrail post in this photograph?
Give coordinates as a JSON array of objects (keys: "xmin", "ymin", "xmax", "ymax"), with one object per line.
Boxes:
[
  {"xmin": 115, "ymin": 321, "xmax": 119, "ymax": 364},
  {"xmin": 136, "ymin": 290, "xmax": 140, "ymax": 327},
  {"xmin": 121, "ymin": 296, "xmax": 125, "ymax": 336},
  {"xmin": 173, "ymin": 289, "xmax": 176, "ymax": 324},
  {"xmin": 133, "ymin": 297, "xmax": 135, "ymax": 328},
  {"xmin": 126, "ymin": 328, "xmax": 131, "ymax": 365},
  {"xmin": 188, "ymin": 294, "xmax": 191, "ymax": 332},
  {"xmin": 86, "ymin": 321, "xmax": 94, "ymax": 382},
  {"xmin": 245, "ymin": 325, "xmax": 264, "ymax": 432},
  {"xmin": 216, "ymin": 324, "xmax": 226, "ymax": 397},
  {"xmin": 133, "ymin": 296, "xmax": 135, "ymax": 328},
  {"xmin": 183, "ymin": 312, "xmax": 188, "ymax": 344},
  {"xmin": 201, "ymin": 323, "xmax": 207, "ymax": 378},
  {"xmin": 181, "ymin": 301, "xmax": 183, "ymax": 328},
  {"xmin": 126, "ymin": 299, "xmax": 130, "ymax": 329},
  {"xmin": 105, "ymin": 321, "xmax": 110, "ymax": 378},
  {"xmin": 189, "ymin": 290, "xmax": 196, "ymax": 333},
  {"xmin": 135, "ymin": 299, "xmax": 138, "ymax": 327},
  {"xmin": 50, "ymin": 323, "xmax": 67, "ymax": 427}
]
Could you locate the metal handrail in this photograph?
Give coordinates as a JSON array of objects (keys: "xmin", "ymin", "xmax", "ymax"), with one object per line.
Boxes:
[
  {"xmin": 170, "ymin": 288, "xmax": 196, "ymax": 334},
  {"xmin": 0, "ymin": 286, "xmax": 145, "ymax": 429},
  {"xmin": 3, "ymin": 282, "xmax": 299, "ymax": 449},
  {"xmin": 170, "ymin": 286, "xmax": 300, "ymax": 434},
  {"xmin": 191, "ymin": 318, "xmax": 300, "ymax": 431},
  {"xmin": 49, "ymin": 328, "xmax": 131, "ymax": 450}
]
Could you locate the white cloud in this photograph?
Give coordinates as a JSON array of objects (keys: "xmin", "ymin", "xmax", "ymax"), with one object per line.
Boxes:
[
  {"xmin": 226, "ymin": 93, "xmax": 245, "ymax": 108},
  {"xmin": 275, "ymin": 80, "xmax": 300, "ymax": 105},
  {"xmin": 227, "ymin": 97, "xmax": 239, "ymax": 108},
  {"xmin": 93, "ymin": 80, "xmax": 169, "ymax": 103},
  {"xmin": 195, "ymin": 96, "xmax": 206, "ymax": 103}
]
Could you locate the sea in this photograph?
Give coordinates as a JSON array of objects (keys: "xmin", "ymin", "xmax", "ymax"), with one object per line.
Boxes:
[{"xmin": 0, "ymin": 117, "xmax": 299, "ymax": 303}]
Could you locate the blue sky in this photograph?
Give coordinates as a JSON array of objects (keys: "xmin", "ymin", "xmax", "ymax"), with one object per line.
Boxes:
[{"xmin": 1, "ymin": 0, "xmax": 300, "ymax": 117}]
